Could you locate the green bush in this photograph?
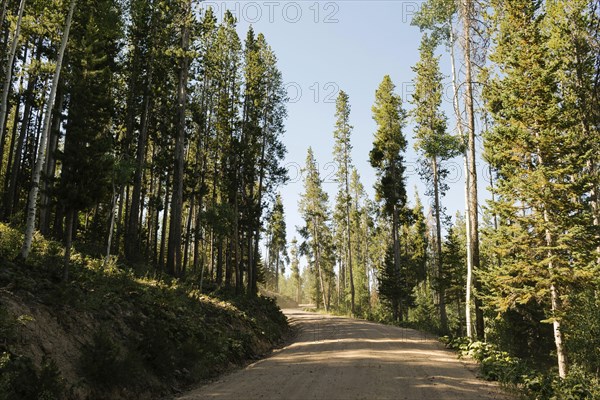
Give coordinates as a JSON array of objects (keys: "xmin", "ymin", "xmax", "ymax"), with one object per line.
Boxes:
[
  {"xmin": 549, "ymin": 365, "xmax": 600, "ymax": 400},
  {"xmin": 0, "ymin": 225, "xmax": 21, "ymax": 260},
  {"xmin": 445, "ymin": 337, "xmax": 600, "ymax": 399},
  {"xmin": 0, "ymin": 353, "xmax": 66, "ymax": 400},
  {"xmin": 79, "ymin": 329, "xmax": 143, "ymax": 391}
]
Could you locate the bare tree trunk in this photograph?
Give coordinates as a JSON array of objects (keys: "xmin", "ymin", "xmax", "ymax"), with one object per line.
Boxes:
[
  {"xmin": 462, "ymin": 0, "xmax": 484, "ymax": 340},
  {"xmin": 126, "ymin": 59, "xmax": 153, "ymax": 262},
  {"xmin": 63, "ymin": 208, "xmax": 75, "ymax": 282},
  {"xmin": 0, "ymin": 0, "xmax": 25, "ymax": 172},
  {"xmin": 159, "ymin": 174, "xmax": 170, "ymax": 272},
  {"xmin": 345, "ymin": 146, "xmax": 355, "ymax": 315},
  {"xmin": 390, "ymin": 204, "xmax": 402, "ymax": 321},
  {"xmin": 449, "ymin": 16, "xmax": 475, "ymax": 339},
  {"xmin": 314, "ymin": 218, "xmax": 328, "ymax": 312},
  {"xmin": 182, "ymin": 197, "xmax": 194, "ymax": 274},
  {"xmin": 20, "ymin": 0, "xmax": 75, "ymax": 260},
  {"xmin": 39, "ymin": 83, "xmax": 63, "ymax": 234},
  {"xmin": 433, "ymin": 158, "xmax": 448, "ymax": 333},
  {"xmin": 275, "ymin": 250, "xmax": 280, "ymax": 292},
  {"xmin": 104, "ymin": 182, "xmax": 118, "ymax": 268},
  {"xmin": 166, "ymin": 1, "xmax": 191, "ymax": 276},
  {"xmin": 217, "ymin": 238, "xmax": 224, "ymax": 286},
  {"xmin": 3, "ymin": 40, "xmax": 38, "ymax": 219},
  {"xmin": 250, "ymin": 132, "xmax": 267, "ymax": 295},
  {"xmin": 2, "ymin": 43, "xmax": 26, "ymax": 216},
  {"xmin": 543, "ymin": 208, "xmax": 568, "ymax": 378}
]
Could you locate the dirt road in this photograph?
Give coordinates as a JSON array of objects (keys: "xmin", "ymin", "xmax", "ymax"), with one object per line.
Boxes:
[{"xmin": 178, "ymin": 309, "xmax": 512, "ymax": 400}]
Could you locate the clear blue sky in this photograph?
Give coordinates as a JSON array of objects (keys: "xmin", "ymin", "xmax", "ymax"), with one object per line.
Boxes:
[{"xmin": 198, "ymin": 1, "xmax": 489, "ymax": 256}]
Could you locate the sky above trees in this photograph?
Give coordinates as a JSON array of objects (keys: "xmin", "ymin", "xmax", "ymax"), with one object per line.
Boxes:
[{"xmin": 206, "ymin": 1, "xmax": 485, "ymax": 249}]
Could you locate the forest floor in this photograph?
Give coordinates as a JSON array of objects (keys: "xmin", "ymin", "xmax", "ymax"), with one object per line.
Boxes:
[{"xmin": 178, "ymin": 309, "xmax": 513, "ymax": 400}]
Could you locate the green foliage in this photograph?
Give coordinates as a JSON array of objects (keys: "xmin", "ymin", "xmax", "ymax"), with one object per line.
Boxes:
[
  {"xmin": 562, "ymin": 287, "xmax": 600, "ymax": 375},
  {"xmin": 369, "ymin": 75, "xmax": 407, "ymax": 215},
  {"xmin": 298, "ymin": 147, "xmax": 335, "ymax": 309},
  {"xmin": 409, "ymin": 281, "xmax": 439, "ymax": 332},
  {"xmin": 444, "ymin": 337, "xmax": 600, "ymax": 399},
  {"xmin": 79, "ymin": 329, "xmax": 144, "ymax": 390},
  {"xmin": 265, "ymin": 194, "xmax": 287, "ymax": 290},
  {"xmin": 0, "ymin": 353, "xmax": 66, "ymax": 400},
  {"xmin": 0, "ymin": 225, "xmax": 21, "ymax": 260},
  {"xmin": 0, "ymin": 222, "xmax": 288, "ymax": 398}
]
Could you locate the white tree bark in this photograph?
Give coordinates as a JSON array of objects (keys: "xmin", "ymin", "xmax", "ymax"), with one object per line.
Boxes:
[
  {"xmin": 448, "ymin": 16, "xmax": 474, "ymax": 339},
  {"xmin": 0, "ymin": 0, "xmax": 26, "ymax": 150},
  {"xmin": 20, "ymin": 0, "xmax": 76, "ymax": 260}
]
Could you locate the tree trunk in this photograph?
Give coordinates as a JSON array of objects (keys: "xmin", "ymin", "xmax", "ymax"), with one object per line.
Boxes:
[
  {"xmin": 159, "ymin": 174, "xmax": 170, "ymax": 272},
  {"xmin": 217, "ymin": 238, "xmax": 224, "ymax": 286},
  {"xmin": 39, "ymin": 83, "xmax": 63, "ymax": 234},
  {"xmin": 275, "ymin": 250, "xmax": 280, "ymax": 292},
  {"xmin": 544, "ymin": 208, "xmax": 568, "ymax": 378},
  {"xmin": 3, "ymin": 40, "xmax": 37, "ymax": 219},
  {"xmin": 249, "ymin": 106, "xmax": 270, "ymax": 295},
  {"xmin": 126, "ymin": 59, "xmax": 153, "ymax": 262},
  {"xmin": 104, "ymin": 182, "xmax": 118, "ymax": 268},
  {"xmin": 449, "ymin": 17, "xmax": 475, "ymax": 339},
  {"xmin": 20, "ymin": 0, "xmax": 75, "ymax": 260},
  {"xmin": 63, "ymin": 208, "xmax": 75, "ymax": 282},
  {"xmin": 462, "ymin": 0, "xmax": 484, "ymax": 340},
  {"xmin": 166, "ymin": 2, "xmax": 191, "ymax": 276},
  {"xmin": 314, "ymin": 217, "xmax": 328, "ymax": 312},
  {"xmin": 182, "ymin": 197, "xmax": 194, "ymax": 274},
  {"xmin": 433, "ymin": 158, "xmax": 448, "ymax": 333},
  {"xmin": 345, "ymin": 150, "xmax": 355, "ymax": 315},
  {"xmin": 0, "ymin": 0, "xmax": 26, "ymax": 171},
  {"xmin": 2, "ymin": 42, "xmax": 26, "ymax": 218}
]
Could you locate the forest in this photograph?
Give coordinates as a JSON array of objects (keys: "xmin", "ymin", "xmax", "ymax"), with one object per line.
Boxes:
[{"xmin": 0, "ymin": 0, "xmax": 599, "ymax": 399}]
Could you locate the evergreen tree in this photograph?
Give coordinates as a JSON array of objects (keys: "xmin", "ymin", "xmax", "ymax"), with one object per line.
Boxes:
[
  {"xmin": 332, "ymin": 89, "xmax": 355, "ymax": 313},
  {"xmin": 56, "ymin": 0, "xmax": 122, "ymax": 279},
  {"xmin": 290, "ymin": 237, "xmax": 301, "ymax": 303},
  {"xmin": 484, "ymin": 0, "xmax": 598, "ymax": 377},
  {"xmin": 349, "ymin": 167, "xmax": 371, "ymax": 315},
  {"xmin": 369, "ymin": 75, "xmax": 408, "ymax": 321},
  {"xmin": 411, "ymin": 33, "xmax": 461, "ymax": 333},
  {"xmin": 299, "ymin": 147, "xmax": 333, "ymax": 311},
  {"xmin": 442, "ymin": 214, "xmax": 467, "ymax": 336},
  {"xmin": 266, "ymin": 193, "xmax": 287, "ymax": 291},
  {"xmin": 412, "ymin": 0, "xmax": 486, "ymax": 340},
  {"xmin": 20, "ymin": 0, "xmax": 76, "ymax": 260}
]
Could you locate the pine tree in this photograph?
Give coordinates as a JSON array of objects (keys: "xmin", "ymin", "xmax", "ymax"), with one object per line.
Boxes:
[
  {"xmin": 411, "ymin": 33, "xmax": 461, "ymax": 334},
  {"xmin": 56, "ymin": 0, "xmax": 123, "ymax": 280},
  {"xmin": 484, "ymin": 0, "xmax": 598, "ymax": 378},
  {"xmin": 332, "ymin": 89, "xmax": 355, "ymax": 314},
  {"xmin": 20, "ymin": 0, "xmax": 76, "ymax": 260},
  {"xmin": 299, "ymin": 147, "xmax": 333, "ymax": 311},
  {"xmin": 266, "ymin": 193, "xmax": 286, "ymax": 291},
  {"xmin": 0, "ymin": 0, "xmax": 25, "ymax": 172},
  {"xmin": 349, "ymin": 167, "xmax": 371, "ymax": 315},
  {"xmin": 412, "ymin": 0, "xmax": 486, "ymax": 340},
  {"xmin": 369, "ymin": 75, "xmax": 408, "ymax": 321},
  {"xmin": 290, "ymin": 237, "xmax": 301, "ymax": 303},
  {"xmin": 442, "ymin": 214, "xmax": 467, "ymax": 336}
]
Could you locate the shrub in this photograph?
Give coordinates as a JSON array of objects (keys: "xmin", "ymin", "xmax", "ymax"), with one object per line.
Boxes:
[
  {"xmin": 0, "ymin": 353, "xmax": 65, "ymax": 400},
  {"xmin": 0, "ymin": 224, "xmax": 21, "ymax": 261},
  {"xmin": 79, "ymin": 329, "xmax": 143, "ymax": 391}
]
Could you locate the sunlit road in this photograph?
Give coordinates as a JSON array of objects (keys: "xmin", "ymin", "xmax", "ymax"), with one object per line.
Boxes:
[{"xmin": 178, "ymin": 309, "xmax": 512, "ymax": 400}]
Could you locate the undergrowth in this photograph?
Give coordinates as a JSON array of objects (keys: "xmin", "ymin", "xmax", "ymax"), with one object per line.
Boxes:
[
  {"xmin": 443, "ymin": 336, "xmax": 600, "ymax": 399},
  {"xmin": 0, "ymin": 223, "xmax": 289, "ymax": 399}
]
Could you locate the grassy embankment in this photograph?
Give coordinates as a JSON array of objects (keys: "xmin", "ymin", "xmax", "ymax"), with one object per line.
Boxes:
[{"xmin": 0, "ymin": 223, "xmax": 289, "ymax": 399}]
